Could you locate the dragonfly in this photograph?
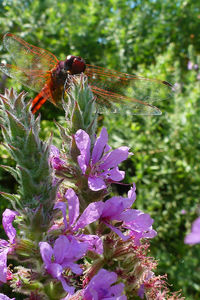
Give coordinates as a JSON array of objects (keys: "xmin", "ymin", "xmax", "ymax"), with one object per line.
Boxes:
[{"xmin": 0, "ymin": 33, "xmax": 173, "ymax": 115}]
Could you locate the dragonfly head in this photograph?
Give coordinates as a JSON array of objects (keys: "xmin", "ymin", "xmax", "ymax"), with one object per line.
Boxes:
[{"xmin": 64, "ymin": 55, "xmax": 86, "ymax": 75}]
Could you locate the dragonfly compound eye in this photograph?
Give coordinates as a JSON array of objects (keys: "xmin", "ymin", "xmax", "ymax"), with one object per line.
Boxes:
[{"xmin": 64, "ymin": 55, "xmax": 86, "ymax": 75}]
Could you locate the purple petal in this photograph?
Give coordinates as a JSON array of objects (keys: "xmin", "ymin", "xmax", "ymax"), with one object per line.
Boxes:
[
  {"xmin": 138, "ymin": 283, "xmax": 145, "ymax": 299},
  {"xmin": 123, "ymin": 210, "xmax": 154, "ymax": 231},
  {"xmin": 54, "ymin": 235, "xmax": 70, "ymax": 264},
  {"xmin": 65, "ymin": 189, "xmax": 80, "ymax": 227},
  {"xmin": 121, "ymin": 209, "xmax": 141, "ymax": 223},
  {"xmin": 0, "ymin": 294, "xmax": 15, "ymax": 300},
  {"xmin": 49, "ymin": 145, "xmax": 65, "ymax": 170},
  {"xmin": 190, "ymin": 217, "xmax": 200, "ymax": 233},
  {"xmin": 0, "ymin": 249, "xmax": 9, "ymax": 283},
  {"xmin": 133, "ymin": 213, "xmax": 154, "ymax": 231},
  {"xmin": 47, "ymin": 262, "xmax": 75, "ymax": 294},
  {"xmin": 39, "ymin": 242, "xmax": 53, "ymax": 266},
  {"xmin": 187, "ymin": 61, "xmax": 193, "ymax": 70},
  {"xmin": 101, "ymin": 186, "xmax": 136, "ymax": 220},
  {"xmin": 109, "ymin": 282, "xmax": 126, "ymax": 297},
  {"xmin": 185, "ymin": 217, "xmax": 200, "ymax": 244},
  {"xmin": 142, "ymin": 228, "xmax": 157, "ymax": 239},
  {"xmin": 48, "ymin": 262, "xmax": 63, "ymax": 279},
  {"xmin": 62, "ymin": 236, "xmax": 88, "ymax": 262},
  {"xmin": 130, "ymin": 228, "xmax": 157, "ymax": 245},
  {"xmin": 51, "ymin": 157, "xmax": 65, "ymax": 170},
  {"xmin": 101, "ymin": 197, "xmax": 125, "ymax": 219},
  {"xmin": 75, "ymin": 129, "xmax": 91, "ymax": 166},
  {"xmin": 92, "ymin": 127, "xmax": 108, "ymax": 164},
  {"xmin": 59, "ymin": 276, "xmax": 75, "ymax": 294},
  {"xmin": 109, "ymin": 166, "xmax": 125, "ymax": 181},
  {"xmin": 104, "ymin": 222, "xmax": 129, "ymax": 241},
  {"xmin": 89, "ymin": 268, "xmax": 117, "ymax": 288},
  {"xmin": 128, "ymin": 184, "xmax": 136, "ymax": 202},
  {"xmin": 130, "ymin": 231, "xmax": 143, "ymax": 245},
  {"xmin": 185, "ymin": 232, "xmax": 200, "ymax": 245},
  {"xmin": 77, "ymin": 154, "xmax": 88, "ymax": 174},
  {"xmin": 2, "ymin": 209, "xmax": 19, "ymax": 243},
  {"xmin": 78, "ymin": 234, "xmax": 103, "ymax": 254},
  {"xmin": 100, "ymin": 146, "xmax": 131, "ymax": 170},
  {"xmin": 50, "ymin": 145, "xmax": 60, "ymax": 157},
  {"xmin": 54, "ymin": 202, "xmax": 68, "ymax": 230},
  {"xmin": 121, "ymin": 185, "xmax": 137, "ymax": 208},
  {"xmin": 84, "ymin": 269, "xmax": 126, "ymax": 299},
  {"xmin": 74, "ymin": 202, "xmax": 104, "ymax": 230},
  {"xmin": 0, "ymin": 240, "xmax": 9, "ymax": 248},
  {"xmin": 88, "ymin": 176, "xmax": 107, "ymax": 191},
  {"xmin": 64, "ymin": 262, "xmax": 83, "ymax": 275}
]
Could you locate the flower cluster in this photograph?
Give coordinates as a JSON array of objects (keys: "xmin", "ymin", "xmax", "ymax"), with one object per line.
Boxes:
[{"xmin": 0, "ymin": 86, "xmax": 184, "ymax": 299}]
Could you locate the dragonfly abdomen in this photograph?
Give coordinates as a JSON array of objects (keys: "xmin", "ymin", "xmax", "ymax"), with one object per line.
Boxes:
[{"xmin": 31, "ymin": 85, "xmax": 51, "ymax": 114}]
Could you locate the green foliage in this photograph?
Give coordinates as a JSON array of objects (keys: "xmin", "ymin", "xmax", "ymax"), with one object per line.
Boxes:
[
  {"xmin": 0, "ymin": 89, "xmax": 57, "ymax": 240},
  {"xmin": 104, "ymin": 44, "xmax": 200, "ymax": 297},
  {"xmin": 0, "ymin": 0, "xmax": 199, "ymax": 298}
]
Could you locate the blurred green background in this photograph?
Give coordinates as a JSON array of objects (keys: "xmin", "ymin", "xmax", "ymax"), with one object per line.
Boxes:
[{"xmin": 0, "ymin": 0, "xmax": 200, "ymax": 299}]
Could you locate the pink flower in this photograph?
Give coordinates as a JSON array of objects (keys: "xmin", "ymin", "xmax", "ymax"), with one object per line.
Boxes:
[
  {"xmin": 100, "ymin": 185, "xmax": 157, "ymax": 244},
  {"xmin": 74, "ymin": 127, "xmax": 132, "ymax": 191},
  {"xmin": 54, "ymin": 188, "xmax": 104, "ymax": 254},
  {"xmin": 49, "ymin": 145, "xmax": 65, "ymax": 170},
  {"xmin": 83, "ymin": 269, "xmax": 126, "ymax": 300},
  {"xmin": 185, "ymin": 216, "xmax": 200, "ymax": 245},
  {"xmin": 0, "ymin": 209, "xmax": 19, "ymax": 283},
  {"xmin": 39, "ymin": 235, "xmax": 88, "ymax": 294},
  {"xmin": 187, "ymin": 61, "xmax": 193, "ymax": 70}
]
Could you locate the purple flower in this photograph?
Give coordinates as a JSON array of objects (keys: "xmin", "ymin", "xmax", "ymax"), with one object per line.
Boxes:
[
  {"xmin": 83, "ymin": 269, "xmax": 127, "ymax": 300},
  {"xmin": 53, "ymin": 188, "xmax": 104, "ymax": 254},
  {"xmin": 172, "ymin": 82, "xmax": 181, "ymax": 92},
  {"xmin": 123, "ymin": 210, "xmax": 157, "ymax": 245},
  {"xmin": 49, "ymin": 145, "xmax": 65, "ymax": 170},
  {"xmin": 187, "ymin": 61, "xmax": 193, "ymax": 70},
  {"xmin": 0, "ymin": 249, "xmax": 9, "ymax": 284},
  {"xmin": 187, "ymin": 61, "xmax": 199, "ymax": 71},
  {"xmin": 185, "ymin": 216, "xmax": 200, "ymax": 245},
  {"xmin": 74, "ymin": 127, "xmax": 132, "ymax": 191},
  {"xmin": 100, "ymin": 185, "xmax": 136, "ymax": 240},
  {"xmin": 39, "ymin": 235, "xmax": 88, "ymax": 294},
  {"xmin": 0, "ymin": 209, "xmax": 19, "ymax": 283},
  {"xmin": 0, "ymin": 294, "xmax": 15, "ymax": 300},
  {"xmin": 100, "ymin": 185, "xmax": 157, "ymax": 244}
]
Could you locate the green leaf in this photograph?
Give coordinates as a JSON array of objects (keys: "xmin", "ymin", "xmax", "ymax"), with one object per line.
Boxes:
[
  {"xmin": 0, "ymin": 191, "xmax": 21, "ymax": 210},
  {"xmin": 0, "ymin": 165, "xmax": 18, "ymax": 181}
]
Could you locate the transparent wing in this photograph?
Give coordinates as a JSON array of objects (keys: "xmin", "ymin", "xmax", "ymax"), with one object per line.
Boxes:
[
  {"xmin": 86, "ymin": 64, "xmax": 173, "ymax": 115},
  {"xmin": 90, "ymin": 85, "xmax": 161, "ymax": 115},
  {"xmin": 0, "ymin": 63, "xmax": 49, "ymax": 92},
  {"xmin": 3, "ymin": 33, "xmax": 58, "ymax": 72}
]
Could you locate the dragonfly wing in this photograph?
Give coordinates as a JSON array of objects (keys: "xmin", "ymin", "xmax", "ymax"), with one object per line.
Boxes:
[
  {"xmin": 90, "ymin": 85, "xmax": 162, "ymax": 115},
  {"xmin": 3, "ymin": 33, "xmax": 58, "ymax": 72},
  {"xmin": 86, "ymin": 64, "xmax": 173, "ymax": 110},
  {"xmin": 0, "ymin": 63, "xmax": 48, "ymax": 92}
]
